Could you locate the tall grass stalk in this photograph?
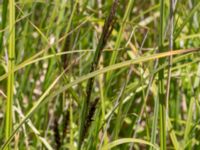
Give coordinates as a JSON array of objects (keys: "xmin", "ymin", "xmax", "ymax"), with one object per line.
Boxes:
[
  {"xmin": 164, "ymin": 0, "xmax": 176, "ymax": 149},
  {"xmin": 158, "ymin": 0, "xmax": 166, "ymax": 149},
  {"xmin": 166, "ymin": 0, "xmax": 174, "ymax": 124},
  {"xmin": 78, "ymin": 1, "xmax": 118, "ymax": 149},
  {"xmin": 5, "ymin": 0, "xmax": 15, "ymax": 149}
]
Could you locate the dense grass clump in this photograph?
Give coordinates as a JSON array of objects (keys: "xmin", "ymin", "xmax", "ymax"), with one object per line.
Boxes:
[{"xmin": 0, "ymin": 0, "xmax": 200, "ymax": 149}]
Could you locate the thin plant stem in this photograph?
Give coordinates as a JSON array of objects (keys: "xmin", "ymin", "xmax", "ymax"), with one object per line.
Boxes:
[
  {"xmin": 5, "ymin": 0, "xmax": 15, "ymax": 149},
  {"xmin": 166, "ymin": 0, "xmax": 174, "ymax": 120},
  {"xmin": 158, "ymin": 0, "xmax": 166, "ymax": 149}
]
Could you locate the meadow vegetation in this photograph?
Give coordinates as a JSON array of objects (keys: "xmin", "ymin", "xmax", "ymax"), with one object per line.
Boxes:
[{"xmin": 0, "ymin": 0, "xmax": 200, "ymax": 149}]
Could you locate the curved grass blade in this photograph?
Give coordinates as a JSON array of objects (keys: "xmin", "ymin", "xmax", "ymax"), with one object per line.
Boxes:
[{"xmin": 101, "ymin": 138, "xmax": 159, "ymax": 150}]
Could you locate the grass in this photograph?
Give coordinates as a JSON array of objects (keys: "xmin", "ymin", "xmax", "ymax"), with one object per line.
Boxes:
[
  {"xmin": 5, "ymin": 0, "xmax": 15, "ymax": 149},
  {"xmin": 158, "ymin": 0, "xmax": 166, "ymax": 150},
  {"xmin": 0, "ymin": 0, "xmax": 200, "ymax": 149}
]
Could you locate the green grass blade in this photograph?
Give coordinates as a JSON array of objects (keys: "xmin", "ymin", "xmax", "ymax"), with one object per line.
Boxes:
[
  {"xmin": 102, "ymin": 138, "xmax": 159, "ymax": 150},
  {"xmin": 5, "ymin": 0, "xmax": 15, "ymax": 149},
  {"xmin": 158, "ymin": 0, "xmax": 166, "ymax": 149}
]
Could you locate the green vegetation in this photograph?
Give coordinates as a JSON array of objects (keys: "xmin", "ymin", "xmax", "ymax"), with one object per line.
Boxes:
[{"xmin": 0, "ymin": 0, "xmax": 200, "ymax": 149}]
